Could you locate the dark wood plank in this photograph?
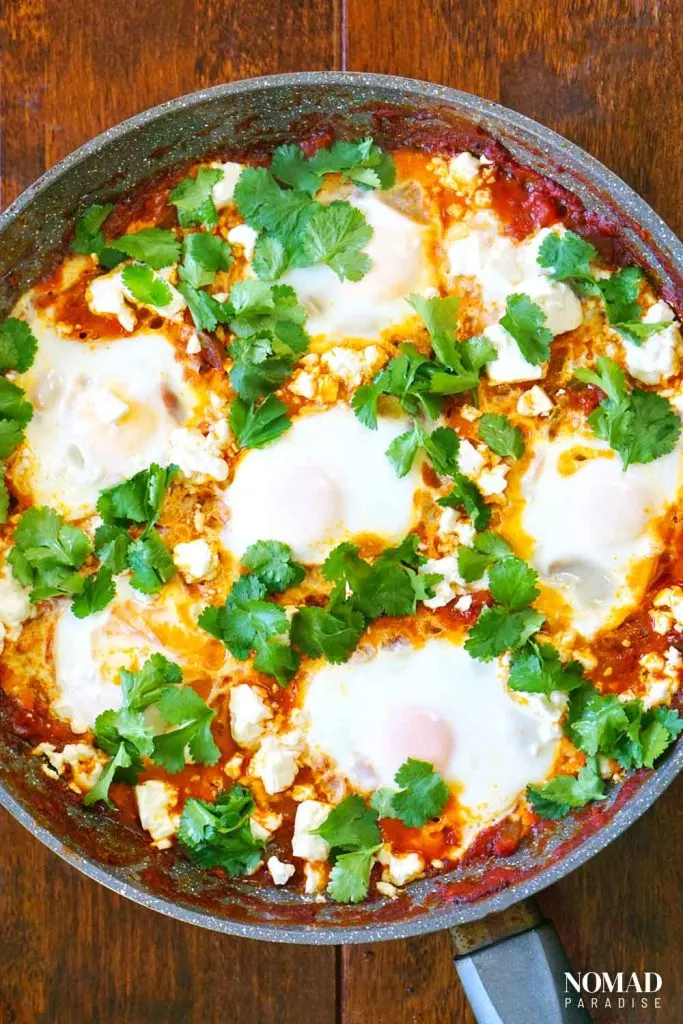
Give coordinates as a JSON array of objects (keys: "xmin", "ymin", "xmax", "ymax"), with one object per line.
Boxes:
[
  {"xmin": 0, "ymin": 811, "xmax": 338, "ymax": 1024},
  {"xmin": 344, "ymin": 3, "xmax": 683, "ymax": 1021},
  {"xmin": 0, "ymin": 2, "xmax": 340, "ymax": 1022}
]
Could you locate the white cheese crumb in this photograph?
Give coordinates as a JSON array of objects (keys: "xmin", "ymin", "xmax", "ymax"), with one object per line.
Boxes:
[
  {"xmin": 448, "ymin": 152, "xmax": 482, "ymax": 184},
  {"xmin": 34, "ymin": 742, "xmax": 106, "ymax": 793},
  {"xmin": 455, "ymin": 594, "xmax": 473, "ymax": 612},
  {"xmin": 135, "ymin": 780, "xmax": 180, "ymax": 849},
  {"xmin": 624, "ymin": 302, "xmax": 681, "ymax": 385},
  {"xmin": 376, "ymin": 880, "xmax": 398, "ymax": 899},
  {"xmin": 477, "ymin": 464, "xmax": 509, "ymax": 497},
  {"xmin": 250, "ymin": 735, "xmax": 298, "ymax": 795},
  {"xmin": 169, "ymin": 426, "xmax": 229, "ymax": 482},
  {"xmin": 460, "ymin": 404, "xmax": 481, "ymax": 422},
  {"xmin": 292, "ymin": 800, "xmax": 331, "ymax": 861},
  {"xmin": 227, "ymin": 223, "xmax": 258, "ymax": 260},
  {"xmin": 484, "ymin": 322, "xmax": 545, "ymax": 385},
  {"xmin": 304, "ymin": 862, "xmax": 327, "ymax": 894},
  {"xmin": 86, "ymin": 270, "xmax": 136, "ymax": 331},
  {"xmin": 172, "ymin": 538, "xmax": 218, "ymax": 583},
  {"xmin": 420, "ymin": 556, "xmax": 463, "ymax": 610},
  {"xmin": 211, "ymin": 161, "xmax": 244, "ymax": 208},
  {"xmin": 520, "ymin": 275, "xmax": 583, "ymax": 336},
  {"xmin": 321, "ymin": 347, "xmax": 366, "ymax": 387},
  {"xmin": 517, "ymin": 385, "xmax": 553, "ymax": 417},
  {"xmin": 457, "ymin": 439, "xmax": 486, "ymax": 478},
  {"xmin": 267, "ymin": 856, "xmax": 296, "ymax": 886},
  {"xmin": 186, "ymin": 332, "xmax": 202, "ymax": 355},
  {"xmin": 0, "ymin": 562, "xmax": 33, "ymax": 652},
  {"xmin": 229, "ymin": 684, "xmax": 272, "ymax": 747},
  {"xmin": 653, "ymin": 586, "xmax": 683, "ymax": 626},
  {"xmin": 289, "ymin": 370, "xmax": 316, "ymax": 399},
  {"xmin": 378, "ymin": 846, "xmax": 424, "ymax": 887}
]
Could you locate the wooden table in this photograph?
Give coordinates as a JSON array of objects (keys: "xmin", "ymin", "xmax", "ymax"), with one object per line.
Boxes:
[{"xmin": 1, "ymin": 3, "xmax": 681, "ymax": 1022}]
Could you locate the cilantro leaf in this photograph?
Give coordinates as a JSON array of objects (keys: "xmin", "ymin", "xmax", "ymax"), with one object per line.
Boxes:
[
  {"xmin": 298, "ymin": 201, "xmax": 372, "ymax": 282},
  {"xmin": 109, "ymin": 228, "xmax": 180, "ymax": 269},
  {"xmin": 566, "ymin": 684, "xmax": 630, "ymax": 758},
  {"xmin": 72, "ymin": 203, "xmax": 115, "ymax": 257},
  {"xmin": 0, "ymin": 377, "xmax": 33, "ymax": 425},
  {"xmin": 500, "ymin": 294, "xmax": 553, "ymax": 364},
  {"xmin": 152, "ymin": 685, "xmax": 220, "ymax": 773},
  {"xmin": 127, "ymin": 528, "xmax": 176, "ymax": 594},
  {"xmin": 121, "ymin": 264, "xmax": 173, "ymax": 308},
  {"xmin": 93, "ymin": 523, "xmax": 130, "ymax": 573},
  {"xmin": 9, "ymin": 506, "xmax": 91, "ymax": 601},
  {"xmin": 93, "ymin": 706, "xmax": 154, "ymax": 763},
  {"xmin": 527, "ymin": 764, "xmax": 605, "ymax": 819},
  {"xmin": 0, "ymin": 469, "xmax": 9, "ymax": 525},
  {"xmin": 251, "ymin": 235, "xmax": 288, "ymax": 280},
  {"xmin": 614, "ymin": 321, "xmax": 670, "ymax": 346},
  {"xmin": 352, "ymin": 344, "xmax": 441, "ymax": 429},
  {"xmin": 0, "ymin": 318, "xmax": 38, "ymax": 373},
  {"xmin": 71, "ymin": 566, "xmax": 115, "ymax": 618},
  {"xmin": 488, "ymin": 556, "xmax": 540, "ymax": 609},
  {"xmin": 83, "ymin": 742, "xmax": 133, "ymax": 808},
  {"xmin": 252, "ymin": 639, "xmax": 300, "ymax": 686},
  {"xmin": 0, "ymin": 419, "xmax": 26, "ymax": 458},
  {"xmin": 234, "ymin": 167, "xmax": 314, "ymax": 239},
  {"xmin": 290, "ymin": 604, "xmax": 366, "ymax": 664},
  {"xmin": 180, "ymin": 232, "xmax": 233, "ymax": 288},
  {"xmin": 465, "ymin": 605, "xmax": 545, "ymax": 661},
  {"xmin": 229, "ymin": 395, "xmax": 291, "ymax": 450},
  {"xmin": 598, "ymin": 267, "xmax": 642, "ymax": 326},
  {"xmin": 270, "ymin": 144, "xmax": 323, "ymax": 194},
  {"xmin": 380, "ymin": 758, "xmax": 449, "ymax": 828},
  {"xmin": 438, "ymin": 475, "xmax": 491, "ymax": 532},
  {"xmin": 478, "ymin": 413, "xmax": 525, "ymax": 459},
  {"xmin": 97, "ymin": 463, "xmax": 177, "ymax": 530},
  {"xmin": 241, "ymin": 540, "xmax": 305, "ymax": 594},
  {"xmin": 386, "ymin": 423, "xmax": 424, "ymax": 477},
  {"xmin": 177, "ymin": 786, "xmax": 264, "ymax": 877},
  {"xmin": 537, "ymin": 230, "xmax": 597, "ymax": 283},
  {"xmin": 120, "ymin": 652, "xmax": 182, "ymax": 711},
  {"xmin": 457, "ymin": 531, "xmax": 513, "ymax": 582},
  {"xmin": 386, "ymin": 423, "xmax": 461, "ymax": 480},
  {"xmin": 314, "ymin": 793, "xmax": 381, "ymax": 850},
  {"xmin": 327, "ymin": 849, "xmax": 379, "ymax": 903},
  {"xmin": 508, "ymin": 641, "xmax": 585, "ymax": 696},
  {"xmin": 169, "ymin": 167, "xmax": 222, "ymax": 228},
  {"xmin": 308, "ymin": 137, "xmax": 395, "ymax": 189}
]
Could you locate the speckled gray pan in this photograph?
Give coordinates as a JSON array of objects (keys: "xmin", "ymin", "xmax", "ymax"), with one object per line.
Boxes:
[{"xmin": 0, "ymin": 72, "xmax": 681, "ymax": 945}]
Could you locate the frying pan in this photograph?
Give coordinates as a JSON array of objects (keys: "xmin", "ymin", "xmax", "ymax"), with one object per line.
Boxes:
[{"xmin": 1, "ymin": 72, "xmax": 681, "ymax": 1024}]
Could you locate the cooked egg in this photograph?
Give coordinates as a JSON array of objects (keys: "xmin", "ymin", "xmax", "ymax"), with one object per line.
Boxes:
[
  {"xmin": 301, "ymin": 636, "xmax": 561, "ymax": 826},
  {"xmin": 221, "ymin": 404, "xmax": 423, "ymax": 564},
  {"xmin": 13, "ymin": 319, "xmax": 198, "ymax": 517},
  {"xmin": 522, "ymin": 434, "xmax": 683, "ymax": 637},
  {"xmin": 283, "ymin": 190, "xmax": 438, "ymax": 341}
]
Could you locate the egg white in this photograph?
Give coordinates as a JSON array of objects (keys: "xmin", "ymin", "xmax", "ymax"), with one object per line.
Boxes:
[
  {"xmin": 221, "ymin": 404, "xmax": 424, "ymax": 565},
  {"xmin": 522, "ymin": 434, "xmax": 683, "ymax": 638},
  {"xmin": 301, "ymin": 636, "xmax": 561, "ymax": 827}
]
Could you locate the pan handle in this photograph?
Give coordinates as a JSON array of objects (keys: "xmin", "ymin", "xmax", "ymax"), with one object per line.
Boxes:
[{"xmin": 451, "ymin": 900, "xmax": 592, "ymax": 1024}]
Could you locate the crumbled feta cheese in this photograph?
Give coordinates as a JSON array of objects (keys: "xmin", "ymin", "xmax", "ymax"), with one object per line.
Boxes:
[
  {"xmin": 292, "ymin": 800, "xmax": 331, "ymax": 861},
  {"xmin": 460, "ymin": 404, "xmax": 481, "ymax": 422},
  {"xmin": 289, "ymin": 370, "xmax": 316, "ymax": 399},
  {"xmin": 250, "ymin": 735, "xmax": 298, "ymax": 795},
  {"xmin": 478, "ymin": 464, "xmax": 509, "ymax": 496},
  {"xmin": 229, "ymin": 684, "xmax": 272, "ymax": 747},
  {"xmin": 224, "ymin": 753, "xmax": 244, "ymax": 779},
  {"xmin": 267, "ymin": 856, "xmax": 296, "ymax": 886},
  {"xmin": 211, "ymin": 161, "xmax": 244, "ymax": 208},
  {"xmin": 521, "ymin": 275, "xmax": 583, "ymax": 336},
  {"xmin": 376, "ymin": 880, "xmax": 398, "ymax": 899},
  {"xmin": 250, "ymin": 819, "xmax": 271, "ymax": 843},
  {"xmin": 457, "ymin": 439, "xmax": 486, "ymax": 478},
  {"xmin": 86, "ymin": 270, "xmax": 136, "ymax": 331},
  {"xmin": 449, "ymin": 152, "xmax": 482, "ymax": 184},
  {"xmin": 172, "ymin": 538, "xmax": 218, "ymax": 583},
  {"xmin": 517, "ymin": 385, "xmax": 553, "ymax": 417},
  {"xmin": 135, "ymin": 780, "xmax": 180, "ymax": 848},
  {"xmin": 321, "ymin": 347, "xmax": 366, "ymax": 387},
  {"xmin": 169, "ymin": 426, "xmax": 229, "ymax": 482},
  {"xmin": 377, "ymin": 846, "xmax": 424, "ymax": 887},
  {"xmin": 484, "ymin": 323, "xmax": 544, "ymax": 384},
  {"xmin": 455, "ymin": 594, "xmax": 473, "ymax": 612},
  {"xmin": 624, "ymin": 301, "xmax": 681, "ymax": 385},
  {"xmin": 186, "ymin": 332, "xmax": 202, "ymax": 355},
  {"xmin": 304, "ymin": 862, "xmax": 327, "ymax": 894},
  {"xmin": 653, "ymin": 586, "xmax": 683, "ymax": 626},
  {"xmin": 420, "ymin": 556, "xmax": 462, "ymax": 609},
  {"xmin": 34, "ymin": 741, "xmax": 106, "ymax": 793},
  {"xmin": 0, "ymin": 563, "xmax": 32, "ymax": 652},
  {"xmin": 227, "ymin": 223, "xmax": 258, "ymax": 260},
  {"xmin": 651, "ymin": 609, "xmax": 673, "ymax": 635}
]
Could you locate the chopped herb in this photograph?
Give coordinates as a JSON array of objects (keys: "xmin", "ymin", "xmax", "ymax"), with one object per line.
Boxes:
[
  {"xmin": 241, "ymin": 540, "xmax": 305, "ymax": 593},
  {"xmin": 121, "ymin": 264, "xmax": 173, "ymax": 308},
  {"xmin": 0, "ymin": 318, "xmax": 38, "ymax": 373},
  {"xmin": 180, "ymin": 232, "xmax": 233, "ymax": 288},
  {"xmin": 71, "ymin": 566, "xmax": 116, "ymax": 619},
  {"xmin": 177, "ymin": 785, "xmax": 265, "ymax": 876},
  {"xmin": 478, "ymin": 413, "xmax": 525, "ymax": 459},
  {"xmin": 229, "ymin": 394, "xmax": 291, "ymax": 450},
  {"xmin": 169, "ymin": 167, "xmax": 223, "ymax": 228},
  {"xmin": 126, "ymin": 528, "xmax": 176, "ymax": 594},
  {"xmin": 371, "ymin": 758, "xmax": 449, "ymax": 828},
  {"xmin": 500, "ymin": 294, "xmax": 553, "ymax": 365},
  {"xmin": 9, "ymin": 506, "xmax": 91, "ymax": 601}
]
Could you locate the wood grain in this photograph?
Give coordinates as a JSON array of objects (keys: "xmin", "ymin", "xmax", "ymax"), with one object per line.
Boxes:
[{"xmin": 2, "ymin": 1, "xmax": 682, "ymax": 1022}]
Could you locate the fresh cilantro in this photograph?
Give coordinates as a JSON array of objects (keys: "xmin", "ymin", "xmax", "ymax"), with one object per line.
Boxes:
[
  {"xmin": 527, "ymin": 764, "xmax": 605, "ymax": 819},
  {"xmin": 109, "ymin": 228, "xmax": 180, "ymax": 269},
  {"xmin": 457, "ymin": 531, "xmax": 513, "ymax": 582},
  {"xmin": 120, "ymin": 653, "xmax": 182, "ymax": 711},
  {"xmin": 465, "ymin": 605, "xmax": 545, "ymax": 661},
  {"xmin": 313, "ymin": 794, "xmax": 381, "ymax": 904},
  {"xmin": 298, "ymin": 201, "xmax": 372, "ymax": 282},
  {"xmin": 126, "ymin": 528, "xmax": 176, "ymax": 594},
  {"xmin": 0, "ymin": 318, "xmax": 38, "ymax": 373},
  {"xmin": 97, "ymin": 463, "xmax": 177, "ymax": 530},
  {"xmin": 488, "ymin": 556, "xmax": 539, "ymax": 609},
  {"xmin": 180, "ymin": 232, "xmax": 233, "ymax": 288},
  {"xmin": 598, "ymin": 267, "xmax": 642, "ymax": 326},
  {"xmin": 438, "ymin": 476, "xmax": 491, "ymax": 532},
  {"xmin": 307, "ymin": 137, "xmax": 396, "ymax": 190},
  {"xmin": 386, "ymin": 423, "xmax": 461, "ymax": 480},
  {"xmin": 9, "ymin": 506, "xmax": 90, "ymax": 601},
  {"xmin": 199, "ymin": 573, "xmax": 297, "ymax": 686},
  {"xmin": 478, "ymin": 413, "xmax": 525, "ymax": 459},
  {"xmin": 178, "ymin": 279, "xmax": 230, "ymax": 332},
  {"xmin": 251, "ymin": 235, "xmax": 288, "ymax": 280},
  {"xmin": 386, "ymin": 422, "xmax": 425, "ymax": 477},
  {"xmin": 0, "ymin": 420, "xmax": 26, "ymax": 458},
  {"xmin": 93, "ymin": 523, "xmax": 130, "ymax": 573},
  {"xmin": 234, "ymin": 168, "xmax": 314, "ymax": 240},
  {"xmin": 537, "ymin": 230, "xmax": 597, "ymax": 284},
  {"xmin": 0, "ymin": 377, "xmax": 33, "ymax": 424},
  {"xmin": 177, "ymin": 786, "xmax": 265, "ymax": 876},
  {"xmin": 575, "ymin": 356, "xmax": 681, "ymax": 467},
  {"xmin": 121, "ymin": 264, "xmax": 173, "ymax": 308},
  {"xmin": 0, "ymin": 468, "xmax": 9, "ymax": 525},
  {"xmin": 270, "ymin": 144, "xmax": 323, "ymax": 193},
  {"xmin": 353, "ymin": 346, "xmax": 441, "ymax": 430},
  {"xmin": 371, "ymin": 758, "xmax": 448, "ymax": 828},
  {"xmin": 241, "ymin": 540, "xmax": 305, "ymax": 593},
  {"xmin": 71, "ymin": 566, "xmax": 115, "ymax": 619},
  {"xmin": 290, "ymin": 603, "xmax": 366, "ymax": 664},
  {"xmin": 152, "ymin": 685, "xmax": 220, "ymax": 773},
  {"xmin": 500, "ymin": 294, "xmax": 553, "ymax": 364},
  {"xmin": 508, "ymin": 641, "xmax": 585, "ymax": 696},
  {"xmin": 83, "ymin": 742, "xmax": 133, "ymax": 808},
  {"xmin": 72, "ymin": 203, "xmax": 115, "ymax": 258},
  {"xmin": 229, "ymin": 394, "xmax": 291, "ymax": 450},
  {"xmin": 169, "ymin": 167, "xmax": 223, "ymax": 228}
]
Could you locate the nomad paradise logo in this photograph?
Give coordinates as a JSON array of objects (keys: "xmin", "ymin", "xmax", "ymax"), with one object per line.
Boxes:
[{"xmin": 564, "ymin": 972, "xmax": 663, "ymax": 1012}]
